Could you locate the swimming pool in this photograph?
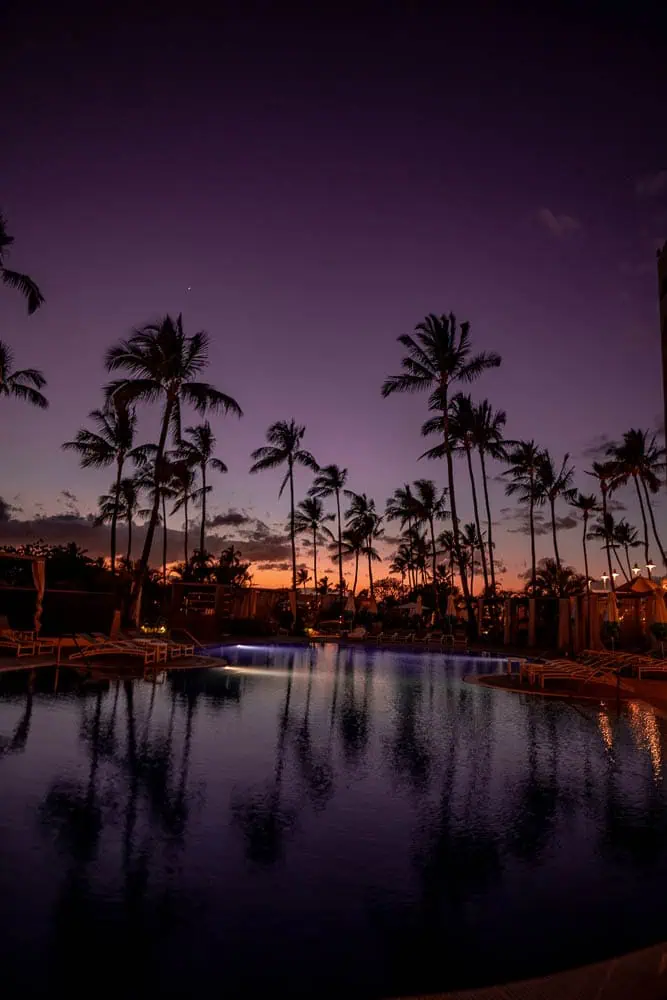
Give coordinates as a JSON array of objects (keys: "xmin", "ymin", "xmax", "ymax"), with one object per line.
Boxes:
[{"xmin": 1, "ymin": 643, "xmax": 667, "ymax": 997}]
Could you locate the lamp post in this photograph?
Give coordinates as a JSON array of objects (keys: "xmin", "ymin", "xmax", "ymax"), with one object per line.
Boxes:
[
  {"xmin": 601, "ymin": 572, "xmax": 609, "ymax": 591},
  {"xmin": 612, "ymin": 571, "xmax": 619, "ymax": 584},
  {"xmin": 647, "ymin": 560, "xmax": 656, "ymax": 580},
  {"xmin": 632, "ymin": 564, "xmax": 641, "ymax": 577}
]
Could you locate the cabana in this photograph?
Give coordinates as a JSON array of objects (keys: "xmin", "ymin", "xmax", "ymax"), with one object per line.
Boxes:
[{"xmin": 0, "ymin": 549, "xmax": 47, "ymax": 633}]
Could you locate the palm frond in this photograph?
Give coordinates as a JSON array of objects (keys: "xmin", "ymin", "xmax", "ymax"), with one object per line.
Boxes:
[{"xmin": 2, "ymin": 269, "xmax": 44, "ymax": 313}]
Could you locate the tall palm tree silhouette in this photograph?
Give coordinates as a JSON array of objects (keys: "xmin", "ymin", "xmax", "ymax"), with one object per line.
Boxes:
[
  {"xmin": 64, "ymin": 399, "xmax": 140, "ymax": 573},
  {"xmin": 309, "ymin": 464, "xmax": 348, "ymax": 600},
  {"xmin": 250, "ymin": 419, "xmax": 318, "ymax": 594},
  {"xmin": 105, "ymin": 314, "xmax": 242, "ymax": 613},
  {"xmin": 383, "ymin": 313, "xmax": 501, "ymax": 632}
]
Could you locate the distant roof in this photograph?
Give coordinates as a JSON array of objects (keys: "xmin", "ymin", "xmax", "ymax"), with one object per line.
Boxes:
[{"xmin": 616, "ymin": 576, "xmax": 661, "ymax": 594}]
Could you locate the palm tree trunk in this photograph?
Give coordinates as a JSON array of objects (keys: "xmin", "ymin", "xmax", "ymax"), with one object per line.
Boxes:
[
  {"xmin": 624, "ymin": 545, "xmax": 633, "ymax": 580},
  {"xmin": 110, "ymin": 457, "xmax": 124, "ymax": 575},
  {"xmin": 601, "ymin": 487, "xmax": 616, "ymax": 592},
  {"xmin": 353, "ymin": 551, "xmax": 359, "ymax": 596},
  {"xmin": 550, "ymin": 498, "xmax": 561, "ymax": 577},
  {"xmin": 312, "ymin": 526, "xmax": 318, "ymax": 599},
  {"xmin": 442, "ymin": 392, "xmax": 475, "ymax": 633},
  {"xmin": 528, "ymin": 494, "xmax": 537, "ymax": 595},
  {"xmin": 288, "ymin": 458, "xmax": 297, "ymax": 594},
  {"xmin": 200, "ymin": 463, "xmax": 207, "ymax": 555},
  {"xmin": 641, "ymin": 476, "xmax": 667, "ymax": 568},
  {"xmin": 131, "ymin": 398, "xmax": 173, "ymax": 609},
  {"xmin": 162, "ymin": 493, "xmax": 168, "ymax": 586},
  {"xmin": 336, "ymin": 489, "xmax": 343, "ymax": 600},
  {"xmin": 582, "ymin": 516, "xmax": 590, "ymax": 592},
  {"xmin": 633, "ymin": 474, "xmax": 650, "ymax": 566},
  {"xmin": 367, "ymin": 538, "xmax": 375, "ymax": 598},
  {"xmin": 613, "ymin": 546, "xmax": 629, "ymax": 582},
  {"xmin": 465, "ymin": 444, "xmax": 488, "ymax": 591},
  {"xmin": 469, "ymin": 551, "xmax": 475, "ymax": 598},
  {"xmin": 184, "ymin": 495, "xmax": 189, "ymax": 565},
  {"xmin": 428, "ymin": 516, "xmax": 438, "ymax": 612},
  {"xmin": 479, "ymin": 449, "xmax": 496, "ymax": 593},
  {"xmin": 126, "ymin": 515, "xmax": 132, "ymax": 564}
]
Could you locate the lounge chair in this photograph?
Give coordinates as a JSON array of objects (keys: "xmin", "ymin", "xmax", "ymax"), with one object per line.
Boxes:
[
  {"xmin": 346, "ymin": 627, "xmax": 367, "ymax": 640},
  {"xmin": 0, "ymin": 635, "xmax": 36, "ymax": 658},
  {"xmin": 121, "ymin": 629, "xmax": 195, "ymax": 660},
  {"xmin": 68, "ymin": 635, "xmax": 165, "ymax": 665}
]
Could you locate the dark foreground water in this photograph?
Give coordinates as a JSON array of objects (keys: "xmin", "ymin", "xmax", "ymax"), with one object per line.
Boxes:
[{"xmin": 2, "ymin": 645, "xmax": 667, "ymax": 997}]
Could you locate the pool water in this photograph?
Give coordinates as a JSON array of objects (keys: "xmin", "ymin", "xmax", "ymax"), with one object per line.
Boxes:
[{"xmin": 2, "ymin": 644, "xmax": 667, "ymax": 997}]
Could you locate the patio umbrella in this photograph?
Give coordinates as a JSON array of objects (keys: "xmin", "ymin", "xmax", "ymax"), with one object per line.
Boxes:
[
  {"xmin": 416, "ymin": 596, "xmax": 423, "ymax": 617},
  {"xmin": 345, "ymin": 594, "xmax": 356, "ymax": 613},
  {"xmin": 288, "ymin": 589, "xmax": 297, "ymax": 622},
  {"xmin": 606, "ymin": 591, "xmax": 619, "ymax": 623},
  {"xmin": 368, "ymin": 597, "xmax": 378, "ymax": 615},
  {"xmin": 446, "ymin": 594, "xmax": 456, "ymax": 618},
  {"xmin": 654, "ymin": 592, "xmax": 667, "ymax": 624}
]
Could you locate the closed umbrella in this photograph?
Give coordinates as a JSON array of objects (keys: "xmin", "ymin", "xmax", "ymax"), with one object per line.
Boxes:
[
  {"xmin": 345, "ymin": 595, "xmax": 356, "ymax": 613},
  {"xmin": 446, "ymin": 594, "xmax": 456, "ymax": 618},
  {"xmin": 368, "ymin": 597, "xmax": 378, "ymax": 615},
  {"xmin": 416, "ymin": 596, "xmax": 423, "ymax": 617}
]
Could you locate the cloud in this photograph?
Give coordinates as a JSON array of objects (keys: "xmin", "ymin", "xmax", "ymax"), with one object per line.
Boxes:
[
  {"xmin": 536, "ymin": 207, "xmax": 582, "ymax": 238},
  {"xmin": 256, "ymin": 560, "xmax": 291, "ymax": 572},
  {"xmin": 636, "ymin": 170, "xmax": 667, "ymax": 198},
  {"xmin": 580, "ymin": 433, "xmax": 613, "ymax": 460},
  {"xmin": 207, "ymin": 508, "xmax": 252, "ymax": 528},
  {"xmin": 503, "ymin": 509, "xmax": 577, "ymax": 537}
]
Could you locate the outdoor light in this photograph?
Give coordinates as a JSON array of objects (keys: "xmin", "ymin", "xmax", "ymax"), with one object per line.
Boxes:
[
  {"xmin": 632, "ymin": 564, "xmax": 641, "ymax": 576},
  {"xmin": 647, "ymin": 561, "xmax": 656, "ymax": 576},
  {"xmin": 612, "ymin": 571, "xmax": 619, "ymax": 580},
  {"xmin": 601, "ymin": 572, "xmax": 609, "ymax": 590}
]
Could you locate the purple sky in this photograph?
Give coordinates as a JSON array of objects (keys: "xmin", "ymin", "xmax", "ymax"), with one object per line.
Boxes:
[{"xmin": 1, "ymin": 4, "xmax": 665, "ymax": 587}]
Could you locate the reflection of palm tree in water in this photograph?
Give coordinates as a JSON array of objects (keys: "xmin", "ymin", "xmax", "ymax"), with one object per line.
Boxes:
[
  {"xmin": 231, "ymin": 655, "xmax": 297, "ymax": 864},
  {"xmin": 339, "ymin": 650, "xmax": 373, "ymax": 766},
  {"xmin": 293, "ymin": 651, "xmax": 334, "ymax": 811},
  {"xmin": 0, "ymin": 671, "xmax": 34, "ymax": 757},
  {"xmin": 385, "ymin": 668, "xmax": 432, "ymax": 794}
]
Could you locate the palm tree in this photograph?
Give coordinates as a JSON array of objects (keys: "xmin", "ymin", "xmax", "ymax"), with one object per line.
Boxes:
[
  {"xmin": 309, "ymin": 464, "xmax": 348, "ymax": 600},
  {"xmin": 135, "ymin": 450, "xmax": 179, "ymax": 586},
  {"xmin": 608, "ymin": 429, "xmax": 666, "ymax": 569},
  {"xmin": 0, "ymin": 213, "xmax": 44, "ymax": 312},
  {"xmin": 171, "ymin": 461, "xmax": 201, "ymax": 564},
  {"xmin": 461, "ymin": 522, "xmax": 483, "ymax": 597},
  {"xmin": 471, "ymin": 399, "xmax": 507, "ymax": 593},
  {"xmin": 588, "ymin": 512, "xmax": 627, "ymax": 583},
  {"xmin": 534, "ymin": 451, "xmax": 576, "ymax": 589},
  {"xmin": 613, "ymin": 519, "xmax": 641, "ymax": 580},
  {"xmin": 96, "ymin": 475, "xmax": 141, "ymax": 565},
  {"xmin": 297, "ymin": 567, "xmax": 310, "ymax": 590},
  {"xmin": 569, "ymin": 492, "xmax": 598, "ymax": 592},
  {"xmin": 177, "ymin": 421, "xmax": 228, "ymax": 556},
  {"xmin": 531, "ymin": 558, "xmax": 587, "ymax": 598},
  {"xmin": 250, "ymin": 419, "xmax": 318, "ymax": 593},
  {"xmin": 345, "ymin": 493, "xmax": 383, "ymax": 599},
  {"xmin": 339, "ymin": 527, "xmax": 365, "ymax": 596},
  {"xmin": 423, "ymin": 393, "xmax": 489, "ymax": 590},
  {"xmin": 389, "ymin": 551, "xmax": 409, "ymax": 594},
  {"xmin": 385, "ymin": 485, "xmax": 418, "ymax": 589},
  {"xmin": 294, "ymin": 497, "xmax": 335, "ymax": 600},
  {"xmin": 0, "ymin": 340, "xmax": 48, "ymax": 410},
  {"xmin": 586, "ymin": 461, "xmax": 617, "ymax": 591},
  {"xmin": 317, "ymin": 575, "xmax": 332, "ymax": 596},
  {"xmin": 411, "ymin": 479, "xmax": 449, "ymax": 604},
  {"xmin": 502, "ymin": 441, "xmax": 542, "ymax": 595},
  {"xmin": 63, "ymin": 399, "xmax": 139, "ymax": 574},
  {"xmin": 105, "ymin": 314, "xmax": 242, "ymax": 611},
  {"xmin": 382, "ymin": 312, "xmax": 501, "ymax": 631},
  {"xmin": 437, "ymin": 529, "xmax": 457, "ymax": 588}
]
